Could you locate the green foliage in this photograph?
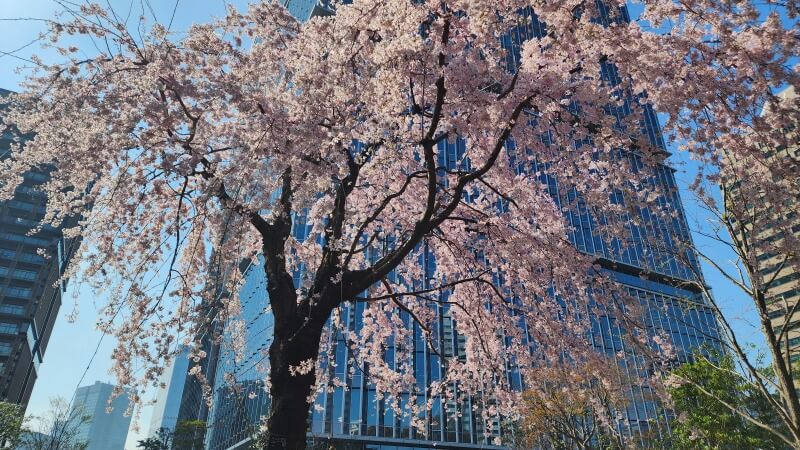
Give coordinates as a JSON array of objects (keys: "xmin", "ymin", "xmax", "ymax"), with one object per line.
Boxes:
[
  {"xmin": 0, "ymin": 401, "xmax": 24, "ymax": 447},
  {"xmin": 667, "ymin": 354, "xmax": 788, "ymax": 450},
  {"xmin": 137, "ymin": 427, "xmax": 170, "ymax": 450},
  {"xmin": 137, "ymin": 437, "xmax": 168, "ymax": 450},
  {"xmin": 171, "ymin": 420, "xmax": 206, "ymax": 450}
]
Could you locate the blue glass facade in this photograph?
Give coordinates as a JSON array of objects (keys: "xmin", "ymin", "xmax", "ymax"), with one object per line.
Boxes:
[
  {"xmin": 149, "ymin": 345, "xmax": 192, "ymax": 437},
  {"xmin": 202, "ymin": 3, "xmax": 723, "ymax": 449},
  {"xmin": 71, "ymin": 381, "xmax": 132, "ymax": 450},
  {"xmin": 207, "ymin": 257, "xmax": 274, "ymax": 450},
  {"xmin": 207, "ymin": 276, "xmax": 719, "ymax": 450}
]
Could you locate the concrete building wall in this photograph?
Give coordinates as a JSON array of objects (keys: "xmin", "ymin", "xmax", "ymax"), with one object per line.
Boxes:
[{"xmin": 730, "ymin": 86, "xmax": 800, "ymax": 384}]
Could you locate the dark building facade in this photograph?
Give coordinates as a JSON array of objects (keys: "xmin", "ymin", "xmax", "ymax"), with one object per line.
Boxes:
[
  {"xmin": 0, "ymin": 88, "xmax": 79, "ymax": 407},
  {"xmin": 185, "ymin": 3, "xmax": 724, "ymax": 449}
]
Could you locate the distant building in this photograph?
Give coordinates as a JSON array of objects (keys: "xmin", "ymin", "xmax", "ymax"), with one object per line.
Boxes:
[
  {"xmin": 16, "ymin": 431, "xmax": 50, "ymax": 450},
  {"xmin": 71, "ymin": 381, "xmax": 132, "ymax": 450},
  {"xmin": 149, "ymin": 346, "xmax": 192, "ymax": 437},
  {"xmin": 282, "ymin": 0, "xmax": 334, "ymax": 21},
  {"xmin": 760, "ymin": 87, "xmax": 800, "ymax": 370},
  {"xmin": 0, "ymin": 88, "xmax": 79, "ymax": 407}
]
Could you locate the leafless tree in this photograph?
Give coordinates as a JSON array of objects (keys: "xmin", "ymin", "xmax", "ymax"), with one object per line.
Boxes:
[{"xmin": 19, "ymin": 397, "xmax": 90, "ymax": 450}]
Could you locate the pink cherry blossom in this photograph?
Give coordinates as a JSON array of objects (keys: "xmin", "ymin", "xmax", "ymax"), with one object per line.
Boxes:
[{"xmin": 0, "ymin": 0, "xmax": 797, "ymax": 448}]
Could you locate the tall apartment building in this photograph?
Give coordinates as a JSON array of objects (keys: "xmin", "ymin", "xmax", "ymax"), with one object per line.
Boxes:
[
  {"xmin": 0, "ymin": 88, "xmax": 79, "ymax": 406},
  {"xmin": 71, "ymin": 381, "xmax": 132, "ymax": 450},
  {"xmin": 726, "ymin": 86, "xmax": 800, "ymax": 383},
  {"xmin": 193, "ymin": 4, "xmax": 723, "ymax": 450}
]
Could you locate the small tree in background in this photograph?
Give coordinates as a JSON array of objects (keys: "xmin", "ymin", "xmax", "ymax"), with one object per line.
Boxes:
[
  {"xmin": 171, "ymin": 420, "xmax": 206, "ymax": 450},
  {"xmin": 137, "ymin": 427, "xmax": 171, "ymax": 450},
  {"xmin": 666, "ymin": 353, "xmax": 788, "ymax": 450},
  {"xmin": 19, "ymin": 397, "xmax": 89, "ymax": 450},
  {"xmin": 517, "ymin": 355, "xmax": 632, "ymax": 449},
  {"xmin": 0, "ymin": 401, "xmax": 25, "ymax": 448},
  {"xmin": 137, "ymin": 437, "xmax": 168, "ymax": 450}
]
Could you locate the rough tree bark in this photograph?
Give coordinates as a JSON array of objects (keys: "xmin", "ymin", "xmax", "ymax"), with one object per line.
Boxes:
[{"xmin": 263, "ymin": 320, "xmax": 325, "ymax": 450}]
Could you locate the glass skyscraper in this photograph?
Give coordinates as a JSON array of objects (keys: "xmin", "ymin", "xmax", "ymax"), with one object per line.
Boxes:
[
  {"xmin": 173, "ymin": 250, "xmax": 237, "ymax": 445},
  {"xmin": 0, "ymin": 88, "xmax": 79, "ymax": 407},
  {"xmin": 149, "ymin": 345, "xmax": 193, "ymax": 437},
  {"xmin": 71, "ymin": 381, "xmax": 132, "ymax": 450},
  {"xmin": 206, "ymin": 263, "xmax": 274, "ymax": 450},
  {"xmin": 194, "ymin": 2, "xmax": 724, "ymax": 449},
  {"xmin": 204, "ymin": 198, "xmax": 721, "ymax": 450}
]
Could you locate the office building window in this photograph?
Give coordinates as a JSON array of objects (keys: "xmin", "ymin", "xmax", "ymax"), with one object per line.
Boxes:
[
  {"xmin": 13, "ymin": 269, "xmax": 37, "ymax": 281},
  {"xmin": 23, "ymin": 172, "xmax": 47, "ymax": 183},
  {"xmin": 0, "ymin": 323, "xmax": 16, "ymax": 335},
  {"xmin": 769, "ymin": 308, "xmax": 788, "ymax": 320},
  {"xmin": 7, "ymin": 200, "xmax": 46, "ymax": 214},
  {"xmin": 768, "ymin": 272, "xmax": 800, "ymax": 289},
  {"xmin": 0, "ymin": 343, "xmax": 12, "ymax": 356},
  {"xmin": 0, "ymin": 233, "xmax": 50, "ymax": 247},
  {"xmin": 0, "ymin": 267, "xmax": 37, "ymax": 281},
  {"xmin": 0, "ymin": 248, "xmax": 44, "ymax": 264},
  {"xmin": 14, "ymin": 185, "xmax": 44, "ymax": 197},
  {"xmin": 0, "ymin": 305, "xmax": 25, "ymax": 316},
  {"xmin": 4, "ymin": 287, "xmax": 32, "ymax": 299}
]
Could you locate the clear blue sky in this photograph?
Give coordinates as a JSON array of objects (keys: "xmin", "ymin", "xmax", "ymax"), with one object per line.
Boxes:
[{"xmin": 0, "ymin": 1, "xmax": 767, "ymax": 449}]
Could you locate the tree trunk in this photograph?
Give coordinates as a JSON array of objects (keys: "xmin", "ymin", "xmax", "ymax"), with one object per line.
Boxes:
[
  {"xmin": 756, "ymin": 288, "xmax": 800, "ymax": 441},
  {"xmin": 261, "ymin": 320, "xmax": 324, "ymax": 450}
]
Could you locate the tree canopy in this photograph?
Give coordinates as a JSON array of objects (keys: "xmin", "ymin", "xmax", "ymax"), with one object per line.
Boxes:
[
  {"xmin": 172, "ymin": 420, "xmax": 206, "ymax": 450},
  {"xmin": 0, "ymin": 0, "xmax": 797, "ymax": 448},
  {"xmin": 667, "ymin": 354, "xmax": 788, "ymax": 450},
  {"xmin": 0, "ymin": 401, "xmax": 25, "ymax": 448},
  {"xmin": 19, "ymin": 397, "xmax": 90, "ymax": 450},
  {"xmin": 137, "ymin": 427, "xmax": 171, "ymax": 450},
  {"xmin": 518, "ymin": 355, "xmax": 630, "ymax": 449}
]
